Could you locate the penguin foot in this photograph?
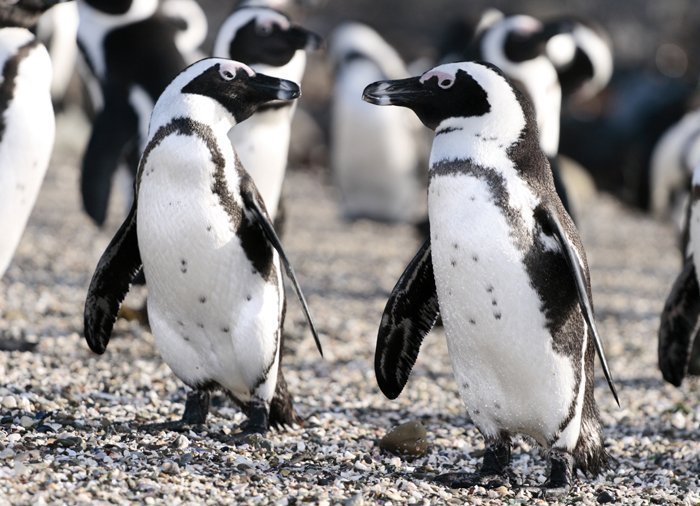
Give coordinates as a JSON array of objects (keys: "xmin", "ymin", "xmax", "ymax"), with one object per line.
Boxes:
[
  {"xmin": 141, "ymin": 390, "xmax": 210, "ymax": 432},
  {"xmin": 541, "ymin": 448, "xmax": 574, "ymax": 497},
  {"xmin": 434, "ymin": 470, "xmax": 513, "ymax": 489}
]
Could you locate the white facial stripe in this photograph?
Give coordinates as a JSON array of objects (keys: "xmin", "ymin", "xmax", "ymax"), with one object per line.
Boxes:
[
  {"xmin": 420, "ymin": 68, "xmax": 455, "ymax": 88},
  {"xmin": 220, "ymin": 60, "xmax": 256, "ymax": 78},
  {"xmin": 546, "ymin": 33, "xmax": 577, "ymax": 67},
  {"xmin": 571, "ymin": 23, "xmax": 613, "ymax": 98}
]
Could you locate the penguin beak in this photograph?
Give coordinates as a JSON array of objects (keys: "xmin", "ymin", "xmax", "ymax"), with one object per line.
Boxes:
[
  {"xmin": 362, "ymin": 77, "xmax": 427, "ymax": 107},
  {"xmin": 247, "ymin": 73, "xmax": 301, "ymax": 102}
]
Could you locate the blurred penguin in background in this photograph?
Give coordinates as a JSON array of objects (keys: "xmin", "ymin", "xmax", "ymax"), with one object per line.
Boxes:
[
  {"xmin": 328, "ymin": 22, "xmax": 427, "ymax": 225},
  {"xmin": 213, "ymin": 3, "xmax": 321, "ymax": 230},
  {"xmin": 0, "ymin": 0, "xmax": 72, "ymax": 280},
  {"xmin": 35, "ymin": 0, "xmax": 79, "ymax": 110},
  {"xmin": 76, "ymin": 0, "xmax": 204, "ymax": 228}
]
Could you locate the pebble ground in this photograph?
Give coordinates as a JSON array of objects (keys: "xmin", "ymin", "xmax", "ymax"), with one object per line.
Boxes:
[{"xmin": 0, "ymin": 109, "xmax": 698, "ymax": 505}]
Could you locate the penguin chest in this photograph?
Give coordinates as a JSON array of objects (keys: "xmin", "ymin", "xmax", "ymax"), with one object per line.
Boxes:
[
  {"xmin": 228, "ymin": 108, "xmax": 293, "ymax": 220},
  {"xmin": 136, "ymin": 136, "xmax": 283, "ymax": 396},
  {"xmin": 0, "ymin": 37, "xmax": 54, "ymax": 276},
  {"xmin": 428, "ymin": 173, "xmax": 579, "ymax": 443}
]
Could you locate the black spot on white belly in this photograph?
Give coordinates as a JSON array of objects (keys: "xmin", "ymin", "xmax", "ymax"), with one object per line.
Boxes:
[
  {"xmin": 197, "ymin": 322, "xmax": 204, "ymax": 329},
  {"xmin": 199, "ymin": 296, "xmax": 206, "ymax": 304},
  {"xmin": 469, "ymin": 318, "xmax": 476, "ymax": 325},
  {"xmin": 494, "ymin": 312, "xmax": 502, "ymax": 320},
  {"xmin": 472, "ymin": 255, "xmax": 479, "ymax": 262},
  {"xmin": 492, "ymin": 299, "xmax": 498, "ymax": 306},
  {"xmin": 486, "ymin": 285, "xmax": 494, "ymax": 293},
  {"xmin": 177, "ymin": 320, "xmax": 184, "ymax": 327},
  {"xmin": 206, "ymin": 225, "xmax": 212, "ymax": 232},
  {"xmin": 180, "ymin": 259, "xmax": 187, "ymax": 274},
  {"xmin": 183, "ymin": 336, "xmax": 190, "ymax": 342},
  {"xmin": 246, "ymin": 294, "xmax": 252, "ymax": 301},
  {"xmin": 450, "ymin": 258, "xmax": 457, "ymax": 267},
  {"xmin": 221, "ymin": 327, "xmax": 229, "ymax": 333}
]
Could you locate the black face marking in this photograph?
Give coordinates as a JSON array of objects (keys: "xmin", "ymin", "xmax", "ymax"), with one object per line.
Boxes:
[
  {"xmin": 503, "ymin": 29, "xmax": 546, "ymax": 63},
  {"xmin": 558, "ymin": 48, "xmax": 595, "ymax": 96},
  {"xmin": 137, "ymin": 117, "xmax": 277, "ymax": 282},
  {"xmin": 181, "ymin": 64, "xmax": 298, "ymax": 126},
  {"xmin": 0, "ymin": 39, "xmax": 39, "ymax": 142},
  {"xmin": 84, "ymin": 0, "xmax": 133, "ymax": 14},
  {"xmin": 227, "ymin": 14, "xmax": 318, "ymax": 67}
]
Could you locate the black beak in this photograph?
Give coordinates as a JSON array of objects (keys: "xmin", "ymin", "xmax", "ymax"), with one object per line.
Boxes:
[
  {"xmin": 362, "ymin": 76, "xmax": 427, "ymax": 107},
  {"xmin": 248, "ymin": 72, "xmax": 301, "ymax": 102}
]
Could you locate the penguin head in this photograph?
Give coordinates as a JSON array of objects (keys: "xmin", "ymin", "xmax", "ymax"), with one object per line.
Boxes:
[
  {"xmin": 542, "ymin": 17, "xmax": 612, "ymax": 99},
  {"xmin": 150, "ymin": 58, "xmax": 300, "ymax": 134},
  {"xmin": 0, "ymin": 0, "xmax": 71, "ymax": 28},
  {"xmin": 214, "ymin": 7, "xmax": 321, "ymax": 69},
  {"xmin": 363, "ymin": 61, "xmax": 535, "ymax": 148},
  {"xmin": 328, "ymin": 22, "xmax": 408, "ymax": 81},
  {"xmin": 78, "ymin": 0, "xmax": 140, "ymax": 15}
]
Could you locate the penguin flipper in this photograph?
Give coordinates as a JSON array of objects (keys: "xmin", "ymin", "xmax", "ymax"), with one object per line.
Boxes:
[
  {"xmin": 658, "ymin": 259, "xmax": 700, "ymax": 386},
  {"xmin": 240, "ymin": 180, "xmax": 323, "ymax": 357},
  {"xmin": 536, "ymin": 205, "xmax": 620, "ymax": 407},
  {"xmin": 84, "ymin": 203, "xmax": 142, "ymax": 354},
  {"xmin": 81, "ymin": 88, "xmax": 138, "ymax": 227},
  {"xmin": 375, "ymin": 239, "xmax": 439, "ymax": 400}
]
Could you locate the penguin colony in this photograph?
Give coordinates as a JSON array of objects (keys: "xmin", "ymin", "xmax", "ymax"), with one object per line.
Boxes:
[{"xmin": 0, "ymin": 0, "xmax": 696, "ymax": 499}]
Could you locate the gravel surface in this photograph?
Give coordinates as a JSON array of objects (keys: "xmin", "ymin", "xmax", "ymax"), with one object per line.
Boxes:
[{"xmin": 0, "ymin": 109, "xmax": 698, "ymax": 505}]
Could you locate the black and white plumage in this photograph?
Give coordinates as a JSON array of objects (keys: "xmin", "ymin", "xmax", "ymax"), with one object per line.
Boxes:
[
  {"xmin": 328, "ymin": 22, "xmax": 426, "ymax": 223},
  {"xmin": 0, "ymin": 0, "xmax": 70, "ymax": 278},
  {"xmin": 658, "ymin": 166, "xmax": 700, "ymax": 387},
  {"xmin": 364, "ymin": 61, "xmax": 618, "ymax": 494},
  {"xmin": 76, "ymin": 0, "xmax": 188, "ymax": 226},
  {"xmin": 541, "ymin": 17, "xmax": 613, "ymax": 102},
  {"xmin": 213, "ymin": 6, "xmax": 320, "ymax": 224},
  {"xmin": 459, "ymin": 10, "xmax": 572, "ymax": 217},
  {"xmin": 649, "ymin": 107, "xmax": 700, "ymax": 230},
  {"xmin": 84, "ymin": 58, "xmax": 322, "ymax": 435}
]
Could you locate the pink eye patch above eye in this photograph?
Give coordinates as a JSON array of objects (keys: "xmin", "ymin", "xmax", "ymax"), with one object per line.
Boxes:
[{"xmin": 420, "ymin": 69, "xmax": 455, "ymax": 89}]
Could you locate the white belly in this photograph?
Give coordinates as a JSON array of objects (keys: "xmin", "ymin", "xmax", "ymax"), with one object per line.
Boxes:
[
  {"xmin": 0, "ymin": 36, "xmax": 54, "ymax": 277},
  {"xmin": 429, "ymin": 173, "xmax": 578, "ymax": 445},
  {"xmin": 137, "ymin": 135, "xmax": 283, "ymax": 399}
]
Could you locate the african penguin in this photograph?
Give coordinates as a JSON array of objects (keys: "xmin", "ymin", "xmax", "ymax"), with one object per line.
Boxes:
[
  {"xmin": 463, "ymin": 10, "xmax": 572, "ymax": 217},
  {"xmin": 541, "ymin": 16, "xmax": 613, "ymax": 102},
  {"xmin": 658, "ymin": 165, "xmax": 700, "ymax": 386},
  {"xmin": 649, "ymin": 107, "xmax": 700, "ymax": 232},
  {"xmin": 328, "ymin": 22, "xmax": 426, "ymax": 224},
  {"xmin": 364, "ymin": 61, "xmax": 619, "ymax": 494},
  {"xmin": 84, "ymin": 57, "xmax": 323, "ymax": 435},
  {"xmin": 76, "ymin": 0, "xmax": 187, "ymax": 226},
  {"xmin": 0, "ymin": 0, "xmax": 71, "ymax": 278},
  {"xmin": 213, "ymin": 6, "xmax": 320, "ymax": 227}
]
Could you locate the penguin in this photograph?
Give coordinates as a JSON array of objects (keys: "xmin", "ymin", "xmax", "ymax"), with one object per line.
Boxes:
[
  {"xmin": 35, "ymin": 0, "xmax": 80, "ymax": 109},
  {"xmin": 76, "ymin": 0, "xmax": 187, "ymax": 226},
  {"xmin": 458, "ymin": 10, "xmax": 573, "ymax": 217},
  {"xmin": 84, "ymin": 57, "xmax": 323, "ymax": 435},
  {"xmin": 658, "ymin": 165, "xmax": 700, "ymax": 386},
  {"xmin": 540, "ymin": 16, "xmax": 613, "ymax": 103},
  {"xmin": 649, "ymin": 107, "xmax": 700, "ymax": 231},
  {"xmin": 0, "ymin": 0, "xmax": 71, "ymax": 278},
  {"xmin": 363, "ymin": 61, "xmax": 619, "ymax": 494},
  {"xmin": 327, "ymin": 22, "xmax": 426, "ymax": 224},
  {"xmin": 212, "ymin": 5, "xmax": 320, "ymax": 227}
]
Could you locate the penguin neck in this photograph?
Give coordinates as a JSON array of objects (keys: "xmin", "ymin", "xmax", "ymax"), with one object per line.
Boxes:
[
  {"xmin": 429, "ymin": 109, "xmax": 526, "ymax": 170},
  {"xmin": 149, "ymin": 95, "xmax": 237, "ymax": 142}
]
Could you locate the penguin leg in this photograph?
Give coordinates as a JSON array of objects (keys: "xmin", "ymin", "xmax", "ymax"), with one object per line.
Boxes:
[
  {"xmin": 541, "ymin": 448, "xmax": 575, "ymax": 497},
  {"xmin": 141, "ymin": 389, "xmax": 210, "ymax": 432},
  {"xmin": 435, "ymin": 435, "xmax": 513, "ymax": 489}
]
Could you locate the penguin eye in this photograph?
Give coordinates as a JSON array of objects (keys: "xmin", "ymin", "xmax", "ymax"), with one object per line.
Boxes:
[
  {"xmin": 438, "ymin": 78, "xmax": 455, "ymax": 89},
  {"xmin": 220, "ymin": 68, "xmax": 236, "ymax": 81}
]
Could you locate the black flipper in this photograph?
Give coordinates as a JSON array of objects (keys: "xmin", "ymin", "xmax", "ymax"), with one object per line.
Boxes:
[
  {"xmin": 240, "ymin": 182, "xmax": 323, "ymax": 357},
  {"xmin": 375, "ymin": 239, "xmax": 440, "ymax": 400},
  {"xmin": 658, "ymin": 259, "xmax": 700, "ymax": 386},
  {"xmin": 84, "ymin": 203, "xmax": 142, "ymax": 354},
  {"xmin": 536, "ymin": 206, "xmax": 620, "ymax": 406},
  {"xmin": 80, "ymin": 87, "xmax": 138, "ymax": 227}
]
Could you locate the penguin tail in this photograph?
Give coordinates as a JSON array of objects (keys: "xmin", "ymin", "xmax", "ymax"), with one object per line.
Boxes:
[{"xmin": 269, "ymin": 369, "xmax": 301, "ymax": 430}]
